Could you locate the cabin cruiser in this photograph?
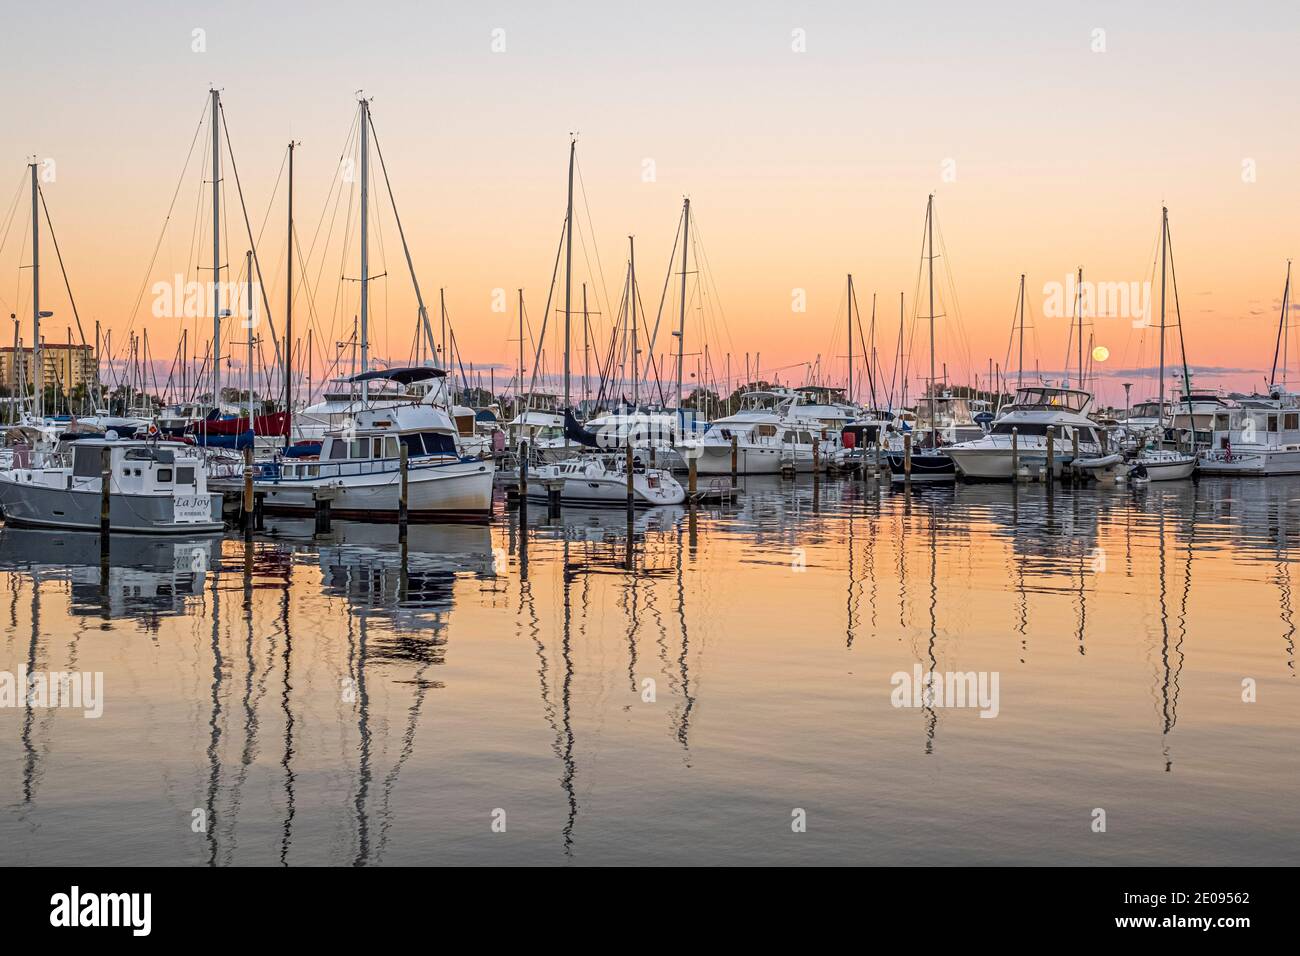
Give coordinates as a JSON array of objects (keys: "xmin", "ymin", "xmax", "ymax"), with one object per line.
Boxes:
[
  {"xmin": 505, "ymin": 405, "xmax": 571, "ymax": 463},
  {"xmin": 688, "ymin": 390, "xmax": 838, "ymax": 475},
  {"xmin": 218, "ymin": 369, "xmax": 494, "ymax": 519},
  {"xmin": 943, "ymin": 386, "xmax": 1104, "ymax": 480},
  {"xmin": 526, "ymin": 453, "xmax": 686, "ymax": 507},
  {"xmin": 0, "ymin": 435, "xmax": 223, "ymax": 533},
  {"xmin": 1197, "ymin": 389, "xmax": 1300, "ymax": 476},
  {"xmin": 294, "ymin": 369, "xmax": 441, "ymax": 442},
  {"xmin": 575, "ymin": 406, "xmax": 704, "ymax": 471}
]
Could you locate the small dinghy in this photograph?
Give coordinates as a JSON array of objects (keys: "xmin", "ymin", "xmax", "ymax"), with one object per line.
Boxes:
[{"xmin": 1070, "ymin": 452, "xmax": 1127, "ymax": 483}]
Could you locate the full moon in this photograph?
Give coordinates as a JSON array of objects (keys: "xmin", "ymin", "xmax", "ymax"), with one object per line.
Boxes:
[{"xmin": 1092, "ymin": 345, "xmax": 1110, "ymax": 362}]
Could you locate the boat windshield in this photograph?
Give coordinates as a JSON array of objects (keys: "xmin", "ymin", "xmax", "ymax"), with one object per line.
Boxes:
[{"xmin": 1011, "ymin": 388, "xmax": 1090, "ymax": 412}]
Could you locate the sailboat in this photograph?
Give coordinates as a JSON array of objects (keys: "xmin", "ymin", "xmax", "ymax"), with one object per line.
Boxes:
[
  {"xmin": 1127, "ymin": 205, "xmax": 1196, "ymax": 481},
  {"xmin": 1198, "ymin": 259, "xmax": 1300, "ymax": 476},
  {"xmin": 532, "ymin": 228, "xmax": 685, "ymax": 506},
  {"xmin": 888, "ymin": 195, "xmax": 957, "ymax": 483},
  {"xmin": 213, "ymin": 97, "xmax": 493, "ymax": 518}
]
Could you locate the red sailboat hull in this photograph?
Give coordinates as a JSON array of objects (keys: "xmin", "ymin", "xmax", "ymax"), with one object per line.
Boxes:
[{"xmin": 188, "ymin": 411, "xmax": 290, "ymax": 437}]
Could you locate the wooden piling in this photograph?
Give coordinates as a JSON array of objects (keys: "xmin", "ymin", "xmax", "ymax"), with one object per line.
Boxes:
[
  {"xmin": 1046, "ymin": 426, "xmax": 1055, "ymax": 487},
  {"xmin": 99, "ymin": 447, "xmax": 112, "ymax": 543},
  {"xmin": 242, "ymin": 446, "xmax": 254, "ymax": 533},
  {"xmin": 730, "ymin": 434, "xmax": 738, "ymax": 483},
  {"xmin": 398, "ymin": 443, "xmax": 409, "ymax": 538},
  {"xmin": 688, "ymin": 453, "xmax": 698, "ymax": 496},
  {"xmin": 903, "ymin": 432, "xmax": 913, "ymax": 479},
  {"xmin": 626, "ymin": 444, "xmax": 635, "ymax": 516}
]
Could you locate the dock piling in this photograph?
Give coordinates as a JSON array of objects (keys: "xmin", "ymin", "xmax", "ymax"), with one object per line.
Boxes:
[
  {"xmin": 398, "ymin": 443, "xmax": 409, "ymax": 540},
  {"xmin": 99, "ymin": 447, "xmax": 111, "ymax": 545}
]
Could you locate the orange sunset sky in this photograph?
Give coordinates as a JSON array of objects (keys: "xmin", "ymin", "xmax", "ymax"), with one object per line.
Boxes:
[{"xmin": 2, "ymin": 1, "xmax": 1299, "ymax": 409}]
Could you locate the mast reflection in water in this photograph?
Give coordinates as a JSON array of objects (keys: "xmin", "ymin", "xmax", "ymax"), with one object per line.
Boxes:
[{"xmin": 0, "ymin": 477, "xmax": 1297, "ymax": 865}]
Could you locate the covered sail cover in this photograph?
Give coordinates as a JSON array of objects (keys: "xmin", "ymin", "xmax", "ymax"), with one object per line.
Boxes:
[{"xmin": 563, "ymin": 408, "xmax": 602, "ymax": 448}]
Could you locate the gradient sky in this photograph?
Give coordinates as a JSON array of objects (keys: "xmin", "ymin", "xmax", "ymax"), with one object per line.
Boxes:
[{"xmin": 2, "ymin": 1, "xmax": 1299, "ymax": 408}]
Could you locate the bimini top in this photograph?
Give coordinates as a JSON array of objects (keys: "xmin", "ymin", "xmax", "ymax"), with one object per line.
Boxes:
[{"xmin": 345, "ymin": 366, "xmax": 447, "ymax": 385}]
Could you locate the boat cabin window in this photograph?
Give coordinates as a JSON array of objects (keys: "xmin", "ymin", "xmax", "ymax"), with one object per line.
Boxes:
[
  {"xmin": 1286, "ymin": 414, "xmax": 1298, "ymax": 431},
  {"xmin": 157, "ymin": 468, "xmax": 173, "ymax": 482},
  {"xmin": 400, "ymin": 432, "xmax": 457, "ymax": 457},
  {"xmin": 991, "ymin": 423, "xmax": 1049, "ymax": 437},
  {"xmin": 328, "ymin": 441, "xmax": 347, "ymax": 460},
  {"xmin": 176, "ymin": 466, "xmax": 195, "ymax": 485},
  {"xmin": 72, "ymin": 447, "xmax": 103, "ymax": 478},
  {"xmin": 350, "ymin": 439, "xmax": 367, "ymax": 458},
  {"xmin": 372, "ymin": 437, "xmax": 384, "ymax": 459},
  {"xmin": 1012, "ymin": 388, "xmax": 1088, "ymax": 412},
  {"xmin": 1268, "ymin": 415, "xmax": 1278, "ymax": 433},
  {"xmin": 755, "ymin": 424, "xmax": 777, "ymax": 438}
]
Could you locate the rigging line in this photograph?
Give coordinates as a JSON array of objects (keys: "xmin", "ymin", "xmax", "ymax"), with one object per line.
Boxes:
[
  {"xmin": 116, "ymin": 98, "xmax": 210, "ymax": 367},
  {"xmin": 573, "ymin": 157, "xmax": 615, "ymax": 342},
  {"xmin": 682, "ymin": 211, "xmax": 736, "ymax": 360},
  {"xmin": 1162, "ymin": 215, "xmax": 1198, "ymax": 427},
  {"xmin": 0, "ymin": 170, "xmax": 27, "ymax": 311},
  {"xmin": 306, "ymin": 110, "xmax": 361, "ymax": 360},
  {"xmin": 218, "ymin": 103, "xmax": 284, "ymax": 373},
  {"xmin": 36, "ymin": 183, "xmax": 88, "ymax": 348},
  {"xmin": 632, "ymin": 262, "xmax": 668, "ymax": 406},
  {"xmin": 367, "ymin": 113, "xmax": 436, "ymax": 360},
  {"xmin": 525, "ymin": 220, "xmax": 568, "ymax": 401},
  {"xmin": 637, "ymin": 204, "xmax": 683, "ymax": 383}
]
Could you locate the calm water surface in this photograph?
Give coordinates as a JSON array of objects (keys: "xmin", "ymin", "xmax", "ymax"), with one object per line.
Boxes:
[{"xmin": 1, "ymin": 476, "xmax": 1296, "ymax": 865}]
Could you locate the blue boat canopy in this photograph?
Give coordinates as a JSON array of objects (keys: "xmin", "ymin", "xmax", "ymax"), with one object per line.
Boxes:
[{"xmin": 345, "ymin": 366, "xmax": 446, "ymax": 384}]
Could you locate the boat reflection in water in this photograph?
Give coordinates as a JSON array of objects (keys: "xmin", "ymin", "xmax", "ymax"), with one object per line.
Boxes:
[
  {"xmin": 1, "ymin": 475, "xmax": 1297, "ymax": 865},
  {"xmin": 0, "ymin": 527, "xmax": 213, "ymax": 621}
]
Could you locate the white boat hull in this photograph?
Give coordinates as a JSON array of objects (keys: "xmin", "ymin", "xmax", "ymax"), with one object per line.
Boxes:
[
  {"xmin": 526, "ymin": 470, "xmax": 685, "ymax": 507},
  {"xmin": 1198, "ymin": 447, "xmax": 1300, "ymax": 476},
  {"xmin": 694, "ymin": 444, "xmax": 783, "ymax": 475},
  {"xmin": 249, "ymin": 458, "xmax": 494, "ymax": 519}
]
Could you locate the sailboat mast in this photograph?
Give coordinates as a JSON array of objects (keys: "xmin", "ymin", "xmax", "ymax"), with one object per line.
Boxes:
[
  {"xmin": 1270, "ymin": 261, "xmax": 1291, "ymax": 387},
  {"xmin": 563, "ymin": 138, "xmax": 574, "ymax": 409},
  {"xmin": 1075, "ymin": 266, "xmax": 1084, "ymax": 390},
  {"xmin": 847, "ymin": 273, "xmax": 854, "ymax": 405},
  {"xmin": 629, "ymin": 235, "xmax": 638, "ymax": 406},
  {"xmin": 582, "ymin": 283, "xmax": 589, "ymax": 408},
  {"xmin": 30, "ymin": 161, "xmax": 41, "ymax": 419},
  {"xmin": 246, "ymin": 249, "xmax": 254, "ymax": 432},
  {"xmin": 927, "ymin": 195, "xmax": 936, "ymax": 435},
  {"xmin": 359, "ymin": 97, "xmax": 370, "ymax": 403},
  {"xmin": 676, "ymin": 197, "xmax": 690, "ymax": 408},
  {"xmin": 1158, "ymin": 207, "xmax": 1168, "ymax": 417},
  {"xmin": 1017, "ymin": 273, "xmax": 1025, "ymax": 389},
  {"xmin": 517, "ymin": 289, "xmax": 524, "ymax": 405},
  {"xmin": 285, "ymin": 141, "xmax": 295, "ymax": 441},
  {"xmin": 211, "ymin": 88, "xmax": 222, "ymax": 407}
]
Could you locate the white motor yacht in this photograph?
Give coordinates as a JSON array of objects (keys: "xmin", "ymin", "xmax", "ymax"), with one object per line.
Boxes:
[{"xmin": 944, "ymin": 385, "xmax": 1105, "ymax": 480}]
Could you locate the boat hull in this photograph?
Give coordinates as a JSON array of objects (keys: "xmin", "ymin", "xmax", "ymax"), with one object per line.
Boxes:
[
  {"xmin": 886, "ymin": 451, "xmax": 957, "ymax": 483},
  {"xmin": 694, "ymin": 444, "xmax": 783, "ymax": 475},
  {"xmin": 1198, "ymin": 447, "xmax": 1300, "ymax": 476},
  {"xmin": 1138, "ymin": 456, "xmax": 1197, "ymax": 481},
  {"xmin": 0, "ymin": 480, "xmax": 224, "ymax": 534},
  {"xmin": 525, "ymin": 474, "xmax": 685, "ymax": 507},
  {"xmin": 248, "ymin": 458, "xmax": 495, "ymax": 520}
]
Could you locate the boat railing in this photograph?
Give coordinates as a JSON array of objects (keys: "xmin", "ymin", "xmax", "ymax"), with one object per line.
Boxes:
[{"xmin": 237, "ymin": 453, "xmax": 466, "ymax": 482}]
